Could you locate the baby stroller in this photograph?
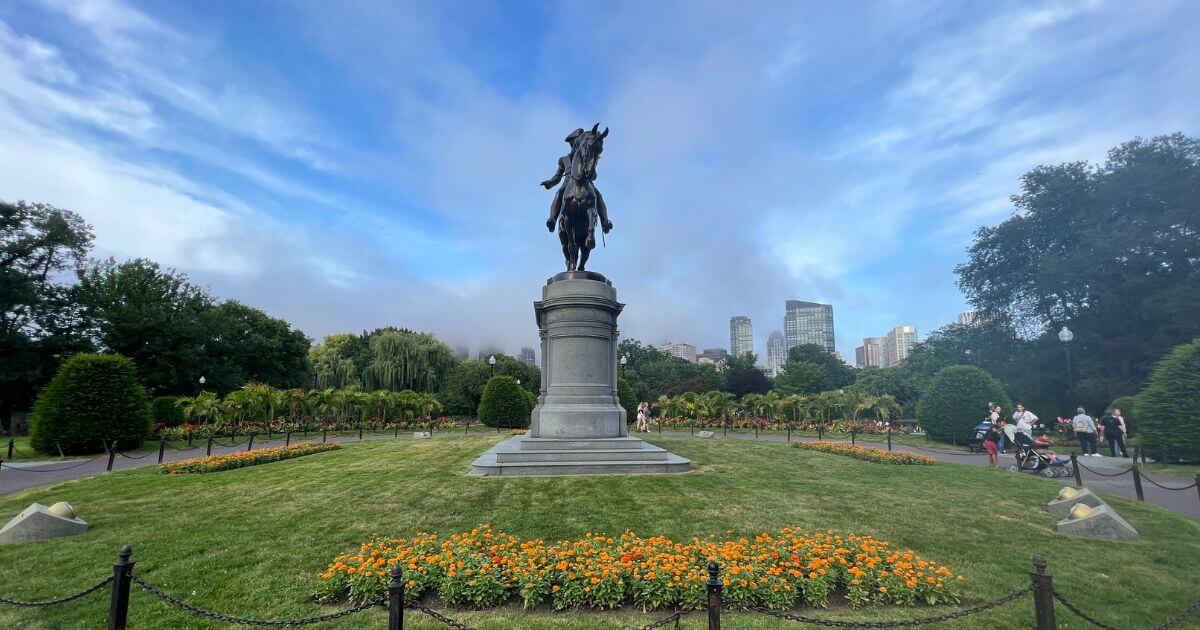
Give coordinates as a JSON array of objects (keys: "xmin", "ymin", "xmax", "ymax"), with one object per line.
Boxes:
[
  {"xmin": 968, "ymin": 421, "xmax": 992, "ymax": 453},
  {"xmin": 1009, "ymin": 434, "xmax": 1073, "ymax": 478}
]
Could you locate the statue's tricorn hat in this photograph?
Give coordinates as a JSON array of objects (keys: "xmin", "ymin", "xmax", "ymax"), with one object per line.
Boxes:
[{"xmin": 565, "ymin": 128, "xmax": 584, "ymax": 144}]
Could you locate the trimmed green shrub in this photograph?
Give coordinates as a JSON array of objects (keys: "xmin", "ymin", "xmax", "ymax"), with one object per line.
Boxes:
[
  {"xmin": 1108, "ymin": 395, "xmax": 1137, "ymax": 437},
  {"xmin": 1135, "ymin": 339, "xmax": 1200, "ymax": 462},
  {"xmin": 478, "ymin": 376, "xmax": 533, "ymax": 429},
  {"xmin": 617, "ymin": 378, "xmax": 637, "ymax": 423},
  {"xmin": 30, "ymin": 353, "xmax": 152, "ymax": 455},
  {"xmin": 916, "ymin": 365, "xmax": 1011, "ymax": 442},
  {"xmin": 150, "ymin": 396, "xmax": 186, "ymax": 427}
]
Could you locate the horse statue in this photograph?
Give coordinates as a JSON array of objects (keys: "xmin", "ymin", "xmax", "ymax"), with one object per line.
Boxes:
[{"xmin": 542, "ymin": 123, "xmax": 611, "ymax": 272}]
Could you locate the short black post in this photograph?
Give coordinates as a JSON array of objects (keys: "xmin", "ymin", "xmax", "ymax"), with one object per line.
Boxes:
[
  {"xmin": 358, "ymin": 423, "xmax": 363, "ymax": 440},
  {"xmin": 247, "ymin": 433, "xmax": 255, "ymax": 451},
  {"xmin": 6, "ymin": 439, "xmax": 12, "ymax": 460},
  {"xmin": 187, "ymin": 431, "xmax": 193, "ymax": 448},
  {"xmin": 658, "ymin": 419, "xmax": 663, "ymax": 434},
  {"xmin": 723, "ymin": 420, "xmax": 727, "ymax": 437},
  {"xmin": 465, "ymin": 420, "xmax": 469, "ymax": 435},
  {"xmin": 755, "ymin": 424, "xmax": 759, "ymax": 439},
  {"xmin": 157, "ymin": 439, "xmax": 166, "ymax": 464},
  {"xmin": 851, "ymin": 429, "xmax": 856, "ymax": 446},
  {"xmin": 706, "ymin": 560, "xmax": 722, "ymax": 630},
  {"xmin": 1193, "ymin": 473, "xmax": 1200, "ymax": 509},
  {"xmin": 303, "ymin": 424, "xmax": 308, "ymax": 438},
  {"xmin": 107, "ymin": 545, "xmax": 134, "ymax": 630},
  {"xmin": 285, "ymin": 431, "xmax": 292, "ymax": 447},
  {"xmin": 267, "ymin": 425, "xmax": 273, "ymax": 440},
  {"xmin": 887, "ymin": 426, "xmax": 893, "ymax": 451},
  {"xmin": 1131, "ymin": 463, "xmax": 1145, "ymax": 501},
  {"xmin": 322, "ymin": 428, "xmax": 328, "ymax": 443},
  {"xmin": 818, "ymin": 425, "xmax": 823, "ymax": 442},
  {"xmin": 388, "ymin": 563, "xmax": 406, "ymax": 630},
  {"xmin": 395, "ymin": 424, "xmax": 400, "ymax": 438},
  {"xmin": 952, "ymin": 435, "xmax": 957, "ymax": 447},
  {"xmin": 206, "ymin": 436, "xmax": 213, "ymax": 457},
  {"xmin": 786, "ymin": 424, "xmax": 791, "ymax": 442},
  {"xmin": 1162, "ymin": 447, "xmax": 1169, "ymax": 467},
  {"xmin": 1030, "ymin": 554, "xmax": 1056, "ymax": 630},
  {"xmin": 1070, "ymin": 454, "xmax": 1082, "ymax": 487},
  {"xmin": 690, "ymin": 421, "xmax": 694, "ymax": 436},
  {"xmin": 106, "ymin": 442, "xmax": 116, "ymax": 472}
]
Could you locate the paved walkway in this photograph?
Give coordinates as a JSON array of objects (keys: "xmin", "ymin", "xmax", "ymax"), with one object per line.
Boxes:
[{"xmin": 2, "ymin": 429, "xmax": 1196, "ymax": 520}]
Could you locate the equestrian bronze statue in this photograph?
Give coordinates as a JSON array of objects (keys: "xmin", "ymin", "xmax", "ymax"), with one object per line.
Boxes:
[{"xmin": 542, "ymin": 123, "xmax": 612, "ymax": 272}]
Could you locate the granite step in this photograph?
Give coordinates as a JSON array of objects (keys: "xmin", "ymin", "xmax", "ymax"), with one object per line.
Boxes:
[
  {"xmin": 472, "ymin": 454, "xmax": 692, "ymax": 477},
  {"xmin": 519, "ymin": 437, "xmax": 647, "ymax": 451},
  {"xmin": 496, "ymin": 447, "xmax": 669, "ymax": 463}
]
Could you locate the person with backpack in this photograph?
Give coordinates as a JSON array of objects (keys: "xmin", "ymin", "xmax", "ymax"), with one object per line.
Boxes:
[
  {"xmin": 1072, "ymin": 407, "xmax": 1100, "ymax": 457},
  {"xmin": 1099, "ymin": 409, "xmax": 1128, "ymax": 458}
]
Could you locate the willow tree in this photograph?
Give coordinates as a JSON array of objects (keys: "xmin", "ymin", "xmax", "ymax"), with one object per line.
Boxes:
[{"xmin": 363, "ymin": 331, "xmax": 456, "ymax": 393}]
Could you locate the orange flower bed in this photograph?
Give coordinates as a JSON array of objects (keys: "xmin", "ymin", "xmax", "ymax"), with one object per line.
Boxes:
[
  {"xmin": 315, "ymin": 525, "xmax": 963, "ymax": 611},
  {"xmin": 795, "ymin": 442, "xmax": 935, "ymax": 465},
  {"xmin": 160, "ymin": 443, "xmax": 340, "ymax": 474}
]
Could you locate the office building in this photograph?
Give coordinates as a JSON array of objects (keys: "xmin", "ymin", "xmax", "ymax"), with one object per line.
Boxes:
[
  {"xmin": 958, "ymin": 311, "xmax": 979, "ymax": 326},
  {"xmin": 766, "ymin": 330, "xmax": 786, "ymax": 376},
  {"xmin": 883, "ymin": 326, "xmax": 918, "ymax": 367},
  {"xmin": 699, "ymin": 348, "xmax": 728, "ymax": 363},
  {"xmin": 783, "ymin": 300, "xmax": 835, "ymax": 353},
  {"xmin": 855, "ymin": 337, "xmax": 885, "ymax": 368},
  {"xmin": 729, "ymin": 316, "xmax": 753, "ymax": 359},
  {"xmin": 518, "ymin": 346, "xmax": 536, "ymax": 366},
  {"xmin": 656, "ymin": 341, "xmax": 698, "ymax": 363},
  {"xmin": 452, "ymin": 346, "xmax": 470, "ymax": 361}
]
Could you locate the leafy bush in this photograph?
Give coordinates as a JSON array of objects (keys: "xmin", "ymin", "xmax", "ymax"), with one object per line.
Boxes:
[
  {"xmin": 30, "ymin": 353, "xmax": 151, "ymax": 455},
  {"xmin": 916, "ymin": 365, "xmax": 1011, "ymax": 442},
  {"xmin": 150, "ymin": 396, "xmax": 186, "ymax": 427},
  {"xmin": 617, "ymin": 378, "xmax": 637, "ymax": 422},
  {"xmin": 477, "ymin": 376, "xmax": 533, "ymax": 429},
  {"xmin": 1135, "ymin": 339, "xmax": 1200, "ymax": 462}
]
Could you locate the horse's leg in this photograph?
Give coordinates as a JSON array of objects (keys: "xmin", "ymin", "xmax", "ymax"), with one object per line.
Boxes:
[{"xmin": 578, "ymin": 242, "xmax": 591, "ymax": 271}]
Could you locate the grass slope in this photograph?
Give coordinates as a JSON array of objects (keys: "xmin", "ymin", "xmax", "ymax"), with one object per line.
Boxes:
[{"xmin": 0, "ymin": 435, "xmax": 1197, "ymax": 629}]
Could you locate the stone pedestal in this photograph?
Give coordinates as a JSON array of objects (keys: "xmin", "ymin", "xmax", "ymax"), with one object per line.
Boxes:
[
  {"xmin": 472, "ymin": 272, "xmax": 690, "ymax": 476},
  {"xmin": 0, "ymin": 503, "xmax": 88, "ymax": 544}
]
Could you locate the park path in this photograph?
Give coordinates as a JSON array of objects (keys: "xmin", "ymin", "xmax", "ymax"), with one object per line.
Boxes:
[{"xmin": 2, "ymin": 429, "xmax": 1197, "ymax": 520}]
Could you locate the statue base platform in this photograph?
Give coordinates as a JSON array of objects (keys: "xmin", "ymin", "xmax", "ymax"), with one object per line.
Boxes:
[
  {"xmin": 471, "ymin": 434, "xmax": 691, "ymax": 476},
  {"xmin": 470, "ymin": 271, "xmax": 690, "ymax": 476}
]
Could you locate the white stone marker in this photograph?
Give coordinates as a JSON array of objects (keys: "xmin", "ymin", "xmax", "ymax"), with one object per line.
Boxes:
[{"xmin": 0, "ymin": 502, "xmax": 88, "ymax": 544}]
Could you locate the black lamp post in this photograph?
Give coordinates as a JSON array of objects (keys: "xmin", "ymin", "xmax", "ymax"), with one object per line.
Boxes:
[
  {"xmin": 1058, "ymin": 326, "xmax": 1073, "ymax": 408},
  {"xmin": 620, "ymin": 354, "xmax": 628, "ymax": 378},
  {"xmin": 488, "ymin": 354, "xmax": 496, "ymax": 377},
  {"xmin": 198, "ymin": 375, "xmax": 207, "ymax": 394}
]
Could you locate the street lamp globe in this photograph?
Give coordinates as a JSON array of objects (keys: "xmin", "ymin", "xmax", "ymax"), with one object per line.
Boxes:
[
  {"xmin": 620, "ymin": 355, "xmax": 627, "ymax": 367},
  {"xmin": 199, "ymin": 376, "xmax": 206, "ymax": 385},
  {"xmin": 1058, "ymin": 326, "xmax": 1073, "ymax": 343},
  {"xmin": 488, "ymin": 355, "xmax": 496, "ymax": 366}
]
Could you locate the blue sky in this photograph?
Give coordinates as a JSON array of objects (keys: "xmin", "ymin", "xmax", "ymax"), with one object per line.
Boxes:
[{"xmin": 1, "ymin": 0, "xmax": 1197, "ymax": 360}]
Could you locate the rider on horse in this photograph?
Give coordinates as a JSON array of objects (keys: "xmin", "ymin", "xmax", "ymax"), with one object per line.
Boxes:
[{"xmin": 543, "ymin": 128, "xmax": 613, "ymax": 240}]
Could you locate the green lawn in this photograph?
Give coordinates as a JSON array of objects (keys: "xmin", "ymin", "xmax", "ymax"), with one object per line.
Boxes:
[{"xmin": 1, "ymin": 435, "xmax": 1197, "ymax": 629}]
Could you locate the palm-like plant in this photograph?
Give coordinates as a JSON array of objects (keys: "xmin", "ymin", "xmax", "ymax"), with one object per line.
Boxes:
[
  {"xmin": 870, "ymin": 394, "xmax": 901, "ymax": 424},
  {"xmin": 740, "ymin": 393, "xmax": 763, "ymax": 421},
  {"xmin": 241, "ymin": 383, "xmax": 276, "ymax": 423},
  {"xmin": 178, "ymin": 391, "xmax": 221, "ymax": 425}
]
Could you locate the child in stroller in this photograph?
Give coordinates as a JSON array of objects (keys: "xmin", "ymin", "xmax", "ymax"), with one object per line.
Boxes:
[{"xmin": 1009, "ymin": 434, "xmax": 1074, "ymax": 478}]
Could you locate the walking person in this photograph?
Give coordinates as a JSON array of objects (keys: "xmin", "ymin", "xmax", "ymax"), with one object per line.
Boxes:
[
  {"xmin": 990, "ymin": 405, "xmax": 1007, "ymax": 453},
  {"xmin": 636, "ymin": 401, "xmax": 650, "ymax": 433},
  {"xmin": 983, "ymin": 419, "xmax": 1002, "ymax": 468},
  {"xmin": 1012, "ymin": 404, "xmax": 1038, "ymax": 443},
  {"xmin": 1072, "ymin": 407, "xmax": 1100, "ymax": 457},
  {"xmin": 1099, "ymin": 409, "xmax": 1128, "ymax": 457}
]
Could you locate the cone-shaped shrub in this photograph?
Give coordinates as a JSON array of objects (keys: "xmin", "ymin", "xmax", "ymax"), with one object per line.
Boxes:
[
  {"xmin": 31, "ymin": 353, "xmax": 151, "ymax": 454},
  {"xmin": 1135, "ymin": 339, "xmax": 1200, "ymax": 462},
  {"xmin": 478, "ymin": 376, "xmax": 533, "ymax": 429}
]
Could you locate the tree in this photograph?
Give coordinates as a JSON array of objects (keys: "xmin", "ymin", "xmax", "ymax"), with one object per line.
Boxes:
[
  {"xmin": 774, "ymin": 361, "xmax": 825, "ymax": 396},
  {"xmin": 201, "ymin": 301, "xmax": 312, "ymax": 391},
  {"xmin": 1134, "ymin": 339, "xmax": 1200, "ymax": 462},
  {"xmin": 439, "ymin": 355, "xmax": 539, "ymax": 416},
  {"xmin": 363, "ymin": 330, "xmax": 457, "ymax": 393},
  {"xmin": 30, "ymin": 353, "xmax": 150, "ymax": 454},
  {"xmin": 848, "ymin": 367, "xmax": 921, "ymax": 418},
  {"xmin": 617, "ymin": 378, "xmax": 638, "ymax": 422},
  {"xmin": 956, "ymin": 134, "xmax": 1200, "ymax": 408},
  {"xmin": 311, "ymin": 334, "xmax": 368, "ymax": 389},
  {"xmin": 0, "ymin": 200, "xmax": 94, "ymax": 433},
  {"xmin": 77, "ymin": 258, "xmax": 215, "ymax": 395},
  {"xmin": 477, "ymin": 376, "xmax": 533, "ymax": 428},
  {"xmin": 916, "ymin": 365, "xmax": 1011, "ymax": 442},
  {"xmin": 723, "ymin": 352, "xmax": 772, "ymax": 398},
  {"xmin": 178, "ymin": 391, "xmax": 221, "ymax": 424},
  {"xmin": 786, "ymin": 344, "xmax": 856, "ymax": 390}
]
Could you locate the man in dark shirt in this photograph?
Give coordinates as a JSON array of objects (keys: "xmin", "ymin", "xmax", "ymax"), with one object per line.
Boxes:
[{"xmin": 1098, "ymin": 410, "xmax": 1128, "ymax": 458}]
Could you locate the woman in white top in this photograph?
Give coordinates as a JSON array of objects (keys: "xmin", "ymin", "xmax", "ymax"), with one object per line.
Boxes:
[{"xmin": 636, "ymin": 401, "xmax": 650, "ymax": 433}]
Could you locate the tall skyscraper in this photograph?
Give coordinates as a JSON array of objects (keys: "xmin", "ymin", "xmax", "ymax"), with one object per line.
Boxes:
[
  {"xmin": 958, "ymin": 311, "xmax": 979, "ymax": 326},
  {"xmin": 783, "ymin": 300, "xmax": 835, "ymax": 353},
  {"xmin": 729, "ymin": 316, "xmax": 753, "ymax": 359},
  {"xmin": 518, "ymin": 346, "xmax": 536, "ymax": 366},
  {"xmin": 855, "ymin": 337, "xmax": 885, "ymax": 368},
  {"xmin": 656, "ymin": 341, "xmax": 698, "ymax": 363},
  {"xmin": 883, "ymin": 326, "xmax": 918, "ymax": 367},
  {"xmin": 766, "ymin": 330, "xmax": 786, "ymax": 376}
]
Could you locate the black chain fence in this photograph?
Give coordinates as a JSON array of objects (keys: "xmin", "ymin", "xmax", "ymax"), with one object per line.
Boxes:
[
  {"xmin": 1075, "ymin": 460, "xmax": 1133, "ymax": 477},
  {"xmin": 410, "ymin": 602, "xmax": 477, "ymax": 630},
  {"xmin": 729, "ymin": 585, "xmax": 1034, "ymax": 628},
  {"xmin": 1054, "ymin": 588, "xmax": 1200, "ymax": 630},
  {"xmin": 1138, "ymin": 472, "xmax": 1199, "ymax": 492},
  {"xmin": 0, "ymin": 576, "xmax": 112, "ymax": 607},
  {"xmin": 133, "ymin": 575, "xmax": 384, "ymax": 626}
]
